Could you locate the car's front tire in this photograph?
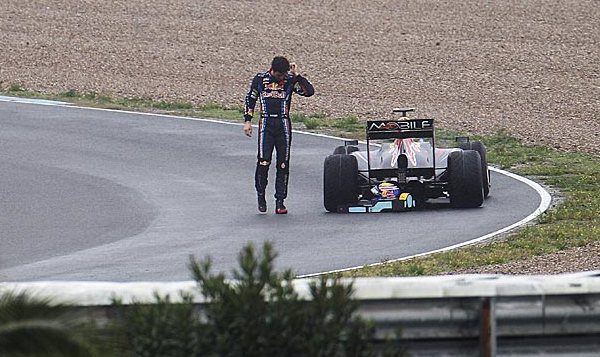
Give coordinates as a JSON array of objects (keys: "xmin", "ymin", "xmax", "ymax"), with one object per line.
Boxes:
[
  {"xmin": 333, "ymin": 145, "xmax": 359, "ymax": 155},
  {"xmin": 323, "ymin": 154, "xmax": 359, "ymax": 212},
  {"xmin": 333, "ymin": 145, "xmax": 346, "ymax": 155}
]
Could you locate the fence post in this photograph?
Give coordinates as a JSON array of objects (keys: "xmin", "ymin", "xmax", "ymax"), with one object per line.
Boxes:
[{"xmin": 480, "ymin": 297, "xmax": 497, "ymax": 357}]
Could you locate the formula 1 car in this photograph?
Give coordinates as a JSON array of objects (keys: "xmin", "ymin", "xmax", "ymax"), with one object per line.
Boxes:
[{"xmin": 323, "ymin": 108, "xmax": 490, "ymax": 213}]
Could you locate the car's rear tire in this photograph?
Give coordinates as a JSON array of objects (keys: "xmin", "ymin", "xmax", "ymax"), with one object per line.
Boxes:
[
  {"xmin": 333, "ymin": 145, "xmax": 359, "ymax": 155},
  {"xmin": 448, "ymin": 150, "xmax": 484, "ymax": 208},
  {"xmin": 324, "ymin": 154, "xmax": 359, "ymax": 212},
  {"xmin": 459, "ymin": 141, "xmax": 490, "ymax": 198}
]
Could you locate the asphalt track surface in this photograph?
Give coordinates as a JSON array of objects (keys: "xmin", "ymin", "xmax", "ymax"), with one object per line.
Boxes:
[{"xmin": 0, "ymin": 101, "xmax": 543, "ymax": 281}]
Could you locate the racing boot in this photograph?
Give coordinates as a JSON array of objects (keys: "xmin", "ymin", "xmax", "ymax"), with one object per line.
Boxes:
[
  {"xmin": 275, "ymin": 199, "xmax": 287, "ymax": 215},
  {"xmin": 257, "ymin": 194, "xmax": 267, "ymax": 214}
]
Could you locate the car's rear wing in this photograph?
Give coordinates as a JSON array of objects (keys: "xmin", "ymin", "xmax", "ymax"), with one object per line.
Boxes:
[
  {"xmin": 366, "ymin": 119, "xmax": 434, "ymax": 140},
  {"xmin": 364, "ymin": 118, "xmax": 438, "ymax": 182}
]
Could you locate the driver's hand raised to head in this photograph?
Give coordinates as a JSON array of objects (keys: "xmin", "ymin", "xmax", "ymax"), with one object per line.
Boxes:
[{"xmin": 290, "ymin": 62, "xmax": 298, "ymax": 76}]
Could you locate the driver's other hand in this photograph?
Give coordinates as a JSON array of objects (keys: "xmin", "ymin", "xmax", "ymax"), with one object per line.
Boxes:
[
  {"xmin": 290, "ymin": 62, "xmax": 298, "ymax": 75},
  {"xmin": 243, "ymin": 122, "xmax": 252, "ymax": 137}
]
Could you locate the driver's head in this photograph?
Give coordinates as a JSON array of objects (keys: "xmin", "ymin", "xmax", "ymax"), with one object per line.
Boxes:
[{"xmin": 270, "ymin": 56, "xmax": 290, "ymax": 81}]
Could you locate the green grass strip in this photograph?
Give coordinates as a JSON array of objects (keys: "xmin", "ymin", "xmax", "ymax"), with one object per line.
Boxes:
[
  {"xmin": 2, "ymin": 85, "xmax": 364, "ymax": 133},
  {"xmin": 1, "ymin": 85, "xmax": 244, "ymax": 120}
]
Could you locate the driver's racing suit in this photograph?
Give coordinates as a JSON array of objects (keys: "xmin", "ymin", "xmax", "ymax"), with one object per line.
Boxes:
[{"xmin": 244, "ymin": 71, "xmax": 314, "ymax": 200}]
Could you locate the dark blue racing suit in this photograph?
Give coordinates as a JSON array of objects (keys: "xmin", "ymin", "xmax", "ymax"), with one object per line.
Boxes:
[{"xmin": 244, "ymin": 71, "xmax": 314, "ymax": 200}]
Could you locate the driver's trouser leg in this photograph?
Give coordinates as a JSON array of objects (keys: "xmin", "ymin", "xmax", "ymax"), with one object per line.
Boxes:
[
  {"xmin": 274, "ymin": 117, "xmax": 292, "ymax": 200},
  {"xmin": 255, "ymin": 119, "xmax": 275, "ymax": 196}
]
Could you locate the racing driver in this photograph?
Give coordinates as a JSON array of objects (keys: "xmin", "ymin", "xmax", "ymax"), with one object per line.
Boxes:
[{"xmin": 243, "ymin": 56, "xmax": 314, "ymax": 214}]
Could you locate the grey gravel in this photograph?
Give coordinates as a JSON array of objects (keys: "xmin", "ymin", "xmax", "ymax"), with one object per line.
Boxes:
[
  {"xmin": 456, "ymin": 241, "xmax": 600, "ymax": 275},
  {"xmin": 0, "ymin": 0, "xmax": 598, "ymax": 275},
  {"xmin": 0, "ymin": 0, "xmax": 598, "ymax": 154}
]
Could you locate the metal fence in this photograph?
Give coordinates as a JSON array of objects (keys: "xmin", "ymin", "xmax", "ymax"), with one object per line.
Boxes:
[{"xmin": 2, "ymin": 271, "xmax": 600, "ymax": 356}]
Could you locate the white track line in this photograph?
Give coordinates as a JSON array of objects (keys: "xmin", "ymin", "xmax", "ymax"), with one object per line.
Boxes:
[
  {"xmin": 0, "ymin": 95, "xmax": 369, "ymax": 142},
  {"xmin": 0, "ymin": 95, "xmax": 68, "ymax": 106},
  {"xmin": 1, "ymin": 95, "xmax": 552, "ymax": 278}
]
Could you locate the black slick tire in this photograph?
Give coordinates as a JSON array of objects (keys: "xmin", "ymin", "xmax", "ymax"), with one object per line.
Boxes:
[
  {"xmin": 448, "ymin": 150, "xmax": 484, "ymax": 208},
  {"xmin": 459, "ymin": 141, "xmax": 490, "ymax": 198},
  {"xmin": 323, "ymin": 154, "xmax": 359, "ymax": 212}
]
